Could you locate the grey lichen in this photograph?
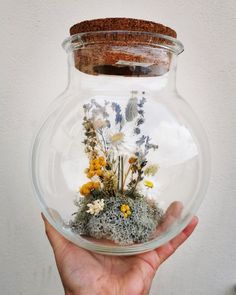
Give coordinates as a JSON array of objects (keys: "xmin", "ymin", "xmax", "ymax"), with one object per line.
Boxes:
[{"xmin": 71, "ymin": 192, "xmax": 163, "ymax": 245}]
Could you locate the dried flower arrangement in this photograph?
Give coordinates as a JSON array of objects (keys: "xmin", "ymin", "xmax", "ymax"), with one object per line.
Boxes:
[{"xmin": 70, "ymin": 91, "xmax": 163, "ymax": 245}]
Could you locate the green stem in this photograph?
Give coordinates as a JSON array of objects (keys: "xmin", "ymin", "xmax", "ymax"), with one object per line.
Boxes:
[
  {"xmin": 121, "ymin": 156, "xmax": 124, "ymax": 194},
  {"xmin": 117, "ymin": 156, "xmax": 120, "ymax": 191},
  {"xmin": 122, "ymin": 165, "xmax": 131, "ymax": 192},
  {"xmin": 132, "ymin": 171, "xmax": 142, "ymax": 194}
]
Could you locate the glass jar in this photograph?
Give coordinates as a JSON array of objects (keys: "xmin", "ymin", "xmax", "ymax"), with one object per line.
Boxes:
[{"xmin": 31, "ymin": 18, "xmax": 210, "ymax": 255}]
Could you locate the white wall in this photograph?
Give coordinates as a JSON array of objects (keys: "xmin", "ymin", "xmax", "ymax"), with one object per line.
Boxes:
[{"xmin": 0, "ymin": 1, "xmax": 235, "ymax": 294}]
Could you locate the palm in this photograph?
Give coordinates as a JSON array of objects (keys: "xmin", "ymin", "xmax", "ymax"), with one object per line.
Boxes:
[
  {"xmin": 43, "ymin": 213, "xmax": 198, "ymax": 295},
  {"xmin": 55, "ymin": 242, "xmax": 158, "ymax": 295}
]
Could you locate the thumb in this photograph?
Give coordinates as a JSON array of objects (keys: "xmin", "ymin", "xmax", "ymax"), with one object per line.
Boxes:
[{"xmin": 41, "ymin": 213, "xmax": 69, "ymax": 255}]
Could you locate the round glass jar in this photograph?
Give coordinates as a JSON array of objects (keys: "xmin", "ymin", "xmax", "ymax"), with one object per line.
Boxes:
[{"xmin": 31, "ymin": 18, "xmax": 210, "ymax": 255}]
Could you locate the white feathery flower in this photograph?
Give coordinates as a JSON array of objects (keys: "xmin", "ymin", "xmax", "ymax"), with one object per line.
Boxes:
[
  {"xmin": 144, "ymin": 164, "xmax": 159, "ymax": 176},
  {"xmin": 86, "ymin": 199, "xmax": 105, "ymax": 215}
]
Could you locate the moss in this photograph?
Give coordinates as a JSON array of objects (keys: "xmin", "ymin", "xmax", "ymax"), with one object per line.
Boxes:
[{"xmin": 70, "ymin": 191, "xmax": 163, "ymax": 245}]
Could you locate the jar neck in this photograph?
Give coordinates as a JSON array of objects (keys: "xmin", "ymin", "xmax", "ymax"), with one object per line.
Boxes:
[
  {"xmin": 66, "ymin": 50, "xmax": 178, "ymax": 94},
  {"xmin": 62, "ymin": 31, "xmax": 183, "ymax": 94}
]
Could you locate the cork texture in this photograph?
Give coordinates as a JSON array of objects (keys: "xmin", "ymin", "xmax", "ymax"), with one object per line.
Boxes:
[
  {"xmin": 69, "ymin": 18, "xmax": 177, "ymax": 76},
  {"xmin": 70, "ymin": 17, "xmax": 177, "ymax": 38}
]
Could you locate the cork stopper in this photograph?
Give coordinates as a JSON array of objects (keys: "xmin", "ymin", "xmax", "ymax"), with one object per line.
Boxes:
[
  {"xmin": 70, "ymin": 18, "xmax": 177, "ymax": 37},
  {"xmin": 69, "ymin": 18, "xmax": 178, "ymax": 76}
]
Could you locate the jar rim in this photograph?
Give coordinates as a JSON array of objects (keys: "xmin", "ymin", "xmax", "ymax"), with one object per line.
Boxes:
[{"xmin": 62, "ymin": 30, "xmax": 184, "ymax": 55}]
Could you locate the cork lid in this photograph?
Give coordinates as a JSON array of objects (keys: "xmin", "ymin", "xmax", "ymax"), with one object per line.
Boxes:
[
  {"xmin": 70, "ymin": 18, "xmax": 177, "ymax": 38},
  {"xmin": 69, "ymin": 18, "xmax": 179, "ymax": 76}
]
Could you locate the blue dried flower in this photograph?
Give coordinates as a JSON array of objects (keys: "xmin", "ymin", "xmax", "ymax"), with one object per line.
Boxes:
[
  {"xmin": 137, "ymin": 97, "xmax": 146, "ymax": 108},
  {"xmin": 83, "ymin": 103, "xmax": 92, "ymax": 112},
  {"xmin": 144, "ymin": 136, "xmax": 158, "ymax": 152},
  {"xmin": 91, "ymin": 99, "xmax": 100, "ymax": 108},
  {"xmin": 116, "ymin": 113, "xmax": 123, "ymax": 124},
  {"xmin": 138, "ymin": 109, "xmax": 144, "ymax": 117},
  {"xmin": 111, "ymin": 102, "xmax": 123, "ymax": 125},
  {"xmin": 137, "ymin": 118, "xmax": 145, "ymax": 126},
  {"xmin": 134, "ymin": 127, "xmax": 141, "ymax": 135},
  {"xmin": 136, "ymin": 135, "xmax": 146, "ymax": 146},
  {"xmin": 146, "ymin": 143, "xmax": 159, "ymax": 150},
  {"xmin": 90, "ymin": 99, "xmax": 109, "ymax": 118},
  {"xmin": 111, "ymin": 102, "xmax": 121, "ymax": 113}
]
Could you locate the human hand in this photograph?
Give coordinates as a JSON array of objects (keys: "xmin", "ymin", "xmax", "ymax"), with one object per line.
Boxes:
[{"xmin": 42, "ymin": 210, "xmax": 198, "ymax": 295}]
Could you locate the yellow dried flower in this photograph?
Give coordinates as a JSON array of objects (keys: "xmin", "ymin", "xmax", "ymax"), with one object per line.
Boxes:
[
  {"xmin": 144, "ymin": 180, "xmax": 154, "ymax": 188},
  {"xmin": 120, "ymin": 204, "xmax": 132, "ymax": 218},
  {"xmin": 128, "ymin": 156, "xmax": 137, "ymax": 164},
  {"xmin": 84, "ymin": 168, "xmax": 89, "ymax": 173},
  {"xmin": 87, "ymin": 171, "xmax": 95, "ymax": 178},
  {"xmin": 79, "ymin": 181, "xmax": 101, "ymax": 196},
  {"xmin": 86, "ymin": 156, "xmax": 107, "ymax": 179},
  {"xmin": 93, "ymin": 182, "xmax": 101, "ymax": 189},
  {"xmin": 94, "ymin": 163, "xmax": 101, "ymax": 170},
  {"xmin": 98, "ymin": 156, "xmax": 106, "ymax": 166},
  {"xmin": 96, "ymin": 170, "xmax": 104, "ymax": 177}
]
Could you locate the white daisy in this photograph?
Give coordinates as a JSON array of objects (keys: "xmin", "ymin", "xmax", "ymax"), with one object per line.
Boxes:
[
  {"xmin": 106, "ymin": 123, "xmax": 137, "ymax": 157},
  {"xmin": 138, "ymin": 177, "xmax": 162, "ymax": 200}
]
